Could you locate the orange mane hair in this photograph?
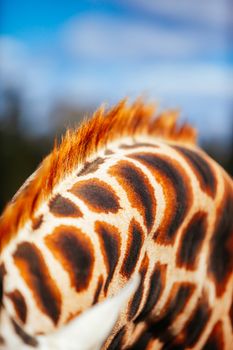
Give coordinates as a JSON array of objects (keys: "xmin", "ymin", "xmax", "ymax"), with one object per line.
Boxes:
[{"xmin": 0, "ymin": 99, "xmax": 197, "ymax": 251}]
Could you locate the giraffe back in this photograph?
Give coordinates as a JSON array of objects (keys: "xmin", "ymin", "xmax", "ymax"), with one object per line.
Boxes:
[{"xmin": 0, "ymin": 100, "xmax": 232, "ymax": 349}]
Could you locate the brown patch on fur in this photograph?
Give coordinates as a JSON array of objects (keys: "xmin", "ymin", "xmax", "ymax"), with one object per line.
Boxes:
[
  {"xmin": 203, "ymin": 321, "xmax": 224, "ymax": 349},
  {"xmin": 147, "ymin": 282, "xmax": 195, "ymax": 340},
  {"xmin": 0, "ymin": 100, "xmax": 196, "ymax": 251},
  {"xmin": 180, "ymin": 295, "xmax": 211, "ymax": 347},
  {"xmin": 77, "ymin": 157, "xmax": 105, "ymax": 176},
  {"xmin": 49, "ymin": 194, "xmax": 83, "ymax": 218},
  {"xmin": 106, "ymin": 327, "xmax": 126, "ymax": 350},
  {"xmin": 130, "ymin": 153, "xmax": 192, "ymax": 244},
  {"xmin": 92, "ymin": 275, "xmax": 104, "ymax": 305},
  {"xmin": 230, "ymin": 290, "xmax": 233, "ymax": 331},
  {"xmin": 95, "ymin": 221, "xmax": 121, "ymax": 293},
  {"xmin": 6, "ymin": 289, "xmax": 27, "ymax": 323},
  {"xmin": 0, "ymin": 335, "xmax": 5, "ymax": 345},
  {"xmin": 176, "ymin": 211, "xmax": 208, "ymax": 270},
  {"xmin": 0, "ymin": 263, "xmax": 6, "ymax": 307},
  {"xmin": 129, "ymin": 253, "xmax": 149, "ymax": 320},
  {"xmin": 104, "ymin": 149, "xmax": 114, "ymax": 156},
  {"xmin": 174, "ymin": 146, "xmax": 217, "ymax": 198},
  {"xmin": 109, "ymin": 160, "xmax": 156, "ymax": 232},
  {"xmin": 70, "ymin": 178, "xmax": 120, "ymax": 214},
  {"xmin": 31, "ymin": 214, "xmax": 43, "ymax": 230},
  {"xmin": 135, "ymin": 262, "xmax": 168, "ymax": 323},
  {"xmin": 208, "ymin": 177, "xmax": 233, "ymax": 296},
  {"xmin": 13, "ymin": 242, "xmax": 62, "ymax": 324},
  {"xmin": 45, "ymin": 225, "xmax": 94, "ymax": 293},
  {"xmin": 11, "ymin": 319, "xmax": 38, "ymax": 347},
  {"xmin": 120, "ymin": 219, "xmax": 144, "ymax": 278}
]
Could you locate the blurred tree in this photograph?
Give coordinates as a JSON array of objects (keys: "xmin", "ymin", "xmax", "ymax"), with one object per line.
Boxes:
[
  {"xmin": 0, "ymin": 88, "xmax": 52, "ymax": 211},
  {"xmin": 0, "ymin": 89, "xmax": 91, "ymax": 212},
  {"xmin": 49, "ymin": 101, "xmax": 91, "ymax": 134}
]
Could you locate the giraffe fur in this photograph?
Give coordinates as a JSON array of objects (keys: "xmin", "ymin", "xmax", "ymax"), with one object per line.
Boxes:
[{"xmin": 0, "ymin": 100, "xmax": 232, "ymax": 349}]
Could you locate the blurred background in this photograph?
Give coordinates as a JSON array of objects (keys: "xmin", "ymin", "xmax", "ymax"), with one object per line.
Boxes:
[{"xmin": 0, "ymin": 0, "xmax": 233, "ymax": 211}]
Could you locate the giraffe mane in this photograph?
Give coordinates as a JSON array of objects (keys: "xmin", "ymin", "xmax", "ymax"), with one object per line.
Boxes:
[{"xmin": 0, "ymin": 99, "xmax": 197, "ymax": 251}]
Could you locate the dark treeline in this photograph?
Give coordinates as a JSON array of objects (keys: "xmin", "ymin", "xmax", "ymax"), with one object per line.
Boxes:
[
  {"xmin": 0, "ymin": 89, "xmax": 232, "ymax": 213},
  {"xmin": 0, "ymin": 89, "xmax": 87, "ymax": 211}
]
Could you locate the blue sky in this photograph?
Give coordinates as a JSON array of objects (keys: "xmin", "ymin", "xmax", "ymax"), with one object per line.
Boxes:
[{"xmin": 1, "ymin": 0, "xmax": 233, "ymax": 143}]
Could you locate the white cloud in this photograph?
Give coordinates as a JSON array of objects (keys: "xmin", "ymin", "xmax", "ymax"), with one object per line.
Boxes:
[
  {"xmin": 0, "ymin": 37, "xmax": 28, "ymax": 89},
  {"xmin": 61, "ymin": 13, "xmax": 227, "ymax": 62},
  {"xmin": 0, "ymin": 37, "xmax": 58, "ymax": 133},
  {"xmin": 124, "ymin": 0, "xmax": 232, "ymax": 28},
  {"xmin": 125, "ymin": 63, "xmax": 233, "ymax": 98},
  {"xmin": 59, "ymin": 62, "xmax": 233, "ymax": 102},
  {"xmin": 59, "ymin": 10, "xmax": 232, "ymax": 142},
  {"xmin": 53, "ymin": 61, "xmax": 233, "ymax": 143},
  {"xmin": 0, "ymin": 37, "xmax": 55, "ymax": 94},
  {"xmin": 0, "ymin": 35, "xmax": 232, "ymax": 142}
]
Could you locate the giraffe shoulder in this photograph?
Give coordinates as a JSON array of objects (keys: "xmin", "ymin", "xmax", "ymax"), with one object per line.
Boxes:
[{"xmin": 0, "ymin": 99, "xmax": 197, "ymax": 252}]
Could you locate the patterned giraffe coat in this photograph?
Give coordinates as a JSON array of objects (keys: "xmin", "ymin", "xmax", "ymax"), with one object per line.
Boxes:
[{"xmin": 0, "ymin": 100, "xmax": 232, "ymax": 350}]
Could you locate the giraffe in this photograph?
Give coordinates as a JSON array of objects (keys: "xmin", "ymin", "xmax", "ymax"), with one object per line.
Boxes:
[{"xmin": 0, "ymin": 100, "xmax": 232, "ymax": 350}]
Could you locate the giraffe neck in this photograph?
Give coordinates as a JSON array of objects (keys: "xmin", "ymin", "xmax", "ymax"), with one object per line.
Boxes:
[{"xmin": 1, "ymin": 133, "xmax": 232, "ymax": 349}]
